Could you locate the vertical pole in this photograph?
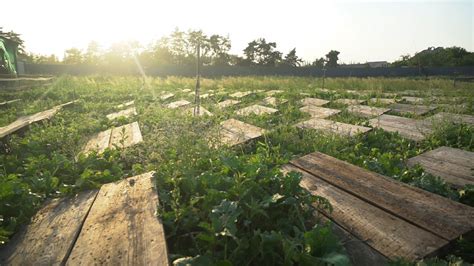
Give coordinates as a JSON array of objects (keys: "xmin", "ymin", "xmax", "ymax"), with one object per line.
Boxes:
[
  {"xmin": 194, "ymin": 42, "xmax": 201, "ymax": 116},
  {"xmin": 322, "ymin": 68, "xmax": 326, "ymax": 90}
]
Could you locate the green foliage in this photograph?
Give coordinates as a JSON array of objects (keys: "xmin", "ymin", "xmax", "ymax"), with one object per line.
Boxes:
[{"xmin": 392, "ymin": 46, "xmax": 474, "ymax": 67}]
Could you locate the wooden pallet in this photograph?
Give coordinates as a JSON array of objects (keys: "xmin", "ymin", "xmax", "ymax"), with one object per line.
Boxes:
[
  {"xmin": 390, "ymin": 103, "xmax": 437, "ymax": 116},
  {"xmin": 283, "ymin": 152, "xmax": 474, "ymax": 261},
  {"xmin": 299, "ymin": 106, "xmax": 341, "ymax": 118},
  {"xmin": 369, "ymin": 114, "xmax": 432, "ymax": 141},
  {"xmin": 235, "ymin": 104, "xmax": 278, "ymax": 116},
  {"xmin": 296, "ymin": 118, "xmax": 372, "ymax": 137},
  {"xmin": 106, "ymin": 107, "xmax": 137, "ymax": 120},
  {"xmin": 300, "ymin": 98, "xmax": 329, "ymax": 106},
  {"xmin": 0, "ymin": 101, "xmax": 76, "ymax": 139},
  {"xmin": 263, "ymin": 96, "xmax": 288, "ymax": 106},
  {"xmin": 334, "ymin": 99, "xmax": 366, "ymax": 105},
  {"xmin": 407, "ymin": 146, "xmax": 474, "ymax": 188},
  {"xmin": 82, "ymin": 122, "xmax": 143, "ymax": 155},
  {"xmin": 347, "ymin": 105, "xmax": 390, "ymax": 117},
  {"xmin": 425, "ymin": 112, "xmax": 474, "ymax": 126},
  {"xmin": 0, "ymin": 172, "xmax": 169, "ymax": 265},
  {"xmin": 219, "ymin": 119, "xmax": 265, "ymax": 146},
  {"xmin": 166, "ymin": 100, "xmax": 191, "ymax": 109},
  {"xmin": 217, "ymin": 99, "xmax": 240, "ymax": 108}
]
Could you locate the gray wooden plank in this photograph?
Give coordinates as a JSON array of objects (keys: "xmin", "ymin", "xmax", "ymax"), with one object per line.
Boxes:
[
  {"xmin": 390, "ymin": 103, "xmax": 437, "ymax": 116},
  {"xmin": 369, "ymin": 98, "xmax": 397, "ymax": 105},
  {"xmin": 347, "ymin": 105, "xmax": 390, "ymax": 117},
  {"xmin": 299, "ymin": 106, "xmax": 341, "ymax": 118},
  {"xmin": 334, "ymin": 99, "xmax": 366, "ymax": 105},
  {"xmin": 296, "ymin": 118, "xmax": 372, "ymax": 137},
  {"xmin": 219, "ymin": 119, "xmax": 265, "ymax": 146},
  {"xmin": 300, "ymin": 98, "xmax": 329, "ymax": 106},
  {"xmin": 0, "ymin": 190, "xmax": 98, "ymax": 265},
  {"xmin": 66, "ymin": 172, "xmax": 169, "ymax": 265},
  {"xmin": 369, "ymin": 114, "xmax": 433, "ymax": 141}
]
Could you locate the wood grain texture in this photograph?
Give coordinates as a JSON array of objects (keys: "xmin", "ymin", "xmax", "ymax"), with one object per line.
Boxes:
[
  {"xmin": 347, "ymin": 105, "xmax": 390, "ymax": 117},
  {"xmin": 390, "ymin": 103, "xmax": 437, "ymax": 116},
  {"xmin": 0, "ymin": 190, "xmax": 98, "ymax": 265},
  {"xmin": 66, "ymin": 172, "xmax": 169, "ymax": 266},
  {"xmin": 295, "ymin": 118, "xmax": 372, "ymax": 136},
  {"xmin": 219, "ymin": 119, "xmax": 265, "ymax": 146},
  {"xmin": 407, "ymin": 146, "xmax": 474, "ymax": 188},
  {"xmin": 300, "ymin": 98, "xmax": 330, "ymax": 106},
  {"xmin": 82, "ymin": 129, "xmax": 112, "ymax": 155},
  {"xmin": 82, "ymin": 122, "xmax": 143, "ymax": 154},
  {"xmin": 235, "ymin": 104, "xmax": 278, "ymax": 116},
  {"xmin": 369, "ymin": 114, "xmax": 433, "ymax": 141},
  {"xmin": 299, "ymin": 106, "xmax": 341, "ymax": 118},
  {"xmin": 282, "ymin": 165, "xmax": 447, "ymax": 261},
  {"xmin": 290, "ymin": 152, "xmax": 474, "ymax": 241}
]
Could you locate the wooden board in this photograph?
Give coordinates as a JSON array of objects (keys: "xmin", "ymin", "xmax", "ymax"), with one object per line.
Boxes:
[
  {"xmin": 0, "ymin": 190, "xmax": 98, "ymax": 265},
  {"xmin": 299, "ymin": 106, "xmax": 341, "ymax": 118},
  {"xmin": 402, "ymin": 96, "xmax": 425, "ymax": 104},
  {"xmin": 166, "ymin": 100, "xmax": 191, "ymax": 109},
  {"xmin": 282, "ymin": 164, "xmax": 447, "ymax": 261},
  {"xmin": 116, "ymin": 100, "xmax": 134, "ymax": 109},
  {"xmin": 67, "ymin": 172, "xmax": 169, "ymax": 265},
  {"xmin": 106, "ymin": 107, "xmax": 137, "ymax": 120},
  {"xmin": 347, "ymin": 105, "xmax": 390, "ymax": 117},
  {"xmin": 426, "ymin": 112, "xmax": 474, "ymax": 126},
  {"xmin": 407, "ymin": 146, "xmax": 474, "ymax": 188},
  {"xmin": 300, "ymin": 98, "xmax": 329, "ymax": 106},
  {"xmin": 235, "ymin": 104, "xmax": 278, "ymax": 116},
  {"xmin": 369, "ymin": 114, "xmax": 432, "ymax": 141},
  {"xmin": 265, "ymin": 90, "xmax": 283, "ymax": 96},
  {"xmin": 160, "ymin": 93, "xmax": 174, "ymax": 100},
  {"xmin": 82, "ymin": 122, "xmax": 143, "ymax": 155},
  {"xmin": 0, "ymin": 99, "xmax": 21, "ymax": 106},
  {"xmin": 290, "ymin": 152, "xmax": 474, "ymax": 242},
  {"xmin": 186, "ymin": 106, "xmax": 213, "ymax": 116},
  {"xmin": 230, "ymin": 91, "xmax": 253, "ymax": 98},
  {"xmin": 263, "ymin": 96, "xmax": 288, "ymax": 106},
  {"xmin": 219, "ymin": 119, "xmax": 265, "ymax": 146},
  {"xmin": 295, "ymin": 118, "xmax": 372, "ymax": 136},
  {"xmin": 217, "ymin": 99, "xmax": 240, "ymax": 108},
  {"xmin": 369, "ymin": 98, "xmax": 397, "ymax": 104},
  {"xmin": 182, "ymin": 88, "xmax": 191, "ymax": 93},
  {"xmin": 382, "ymin": 92, "xmax": 397, "ymax": 97},
  {"xmin": 334, "ymin": 99, "xmax": 366, "ymax": 105},
  {"xmin": 390, "ymin": 103, "xmax": 437, "ymax": 116}
]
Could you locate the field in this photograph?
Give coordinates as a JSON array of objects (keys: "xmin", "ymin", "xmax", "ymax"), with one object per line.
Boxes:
[{"xmin": 1, "ymin": 76, "xmax": 473, "ymax": 264}]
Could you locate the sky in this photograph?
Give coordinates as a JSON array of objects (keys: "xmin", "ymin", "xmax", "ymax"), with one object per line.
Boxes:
[{"xmin": 1, "ymin": 0, "xmax": 472, "ymax": 63}]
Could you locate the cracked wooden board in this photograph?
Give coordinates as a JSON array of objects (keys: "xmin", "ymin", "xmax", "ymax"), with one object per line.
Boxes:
[
  {"xmin": 407, "ymin": 146, "xmax": 474, "ymax": 188},
  {"xmin": 299, "ymin": 106, "xmax": 341, "ymax": 118},
  {"xmin": 369, "ymin": 114, "xmax": 433, "ymax": 141},
  {"xmin": 165, "ymin": 100, "xmax": 191, "ymax": 109},
  {"xmin": 390, "ymin": 103, "xmax": 437, "ymax": 116},
  {"xmin": 333, "ymin": 99, "xmax": 366, "ymax": 105},
  {"xmin": 369, "ymin": 98, "xmax": 398, "ymax": 105},
  {"xmin": 217, "ymin": 99, "xmax": 240, "ymax": 108},
  {"xmin": 347, "ymin": 105, "xmax": 390, "ymax": 117},
  {"xmin": 219, "ymin": 119, "xmax": 265, "ymax": 146},
  {"xmin": 67, "ymin": 172, "xmax": 169, "ymax": 266},
  {"xmin": 300, "ymin": 98, "xmax": 329, "ymax": 106},
  {"xmin": 230, "ymin": 91, "xmax": 253, "ymax": 98},
  {"xmin": 0, "ymin": 190, "xmax": 99, "ymax": 265},
  {"xmin": 106, "ymin": 107, "xmax": 137, "ymax": 120},
  {"xmin": 116, "ymin": 100, "xmax": 134, "ymax": 109},
  {"xmin": 295, "ymin": 118, "xmax": 372, "ymax": 137},
  {"xmin": 425, "ymin": 112, "xmax": 474, "ymax": 126},
  {"xmin": 82, "ymin": 122, "xmax": 143, "ymax": 155},
  {"xmin": 235, "ymin": 104, "xmax": 278, "ymax": 116},
  {"xmin": 263, "ymin": 96, "xmax": 288, "ymax": 106},
  {"xmin": 160, "ymin": 93, "xmax": 174, "ymax": 101}
]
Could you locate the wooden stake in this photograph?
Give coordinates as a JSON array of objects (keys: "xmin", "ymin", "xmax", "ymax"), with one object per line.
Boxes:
[{"xmin": 194, "ymin": 42, "xmax": 201, "ymax": 116}]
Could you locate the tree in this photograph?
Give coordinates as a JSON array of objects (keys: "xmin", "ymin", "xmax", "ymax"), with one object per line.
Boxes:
[
  {"xmin": 391, "ymin": 46, "xmax": 474, "ymax": 67},
  {"xmin": 312, "ymin": 57, "xmax": 326, "ymax": 68},
  {"xmin": 325, "ymin": 50, "xmax": 340, "ymax": 68},
  {"xmin": 208, "ymin": 34, "xmax": 232, "ymax": 66},
  {"xmin": 243, "ymin": 38, "xmax": 282, "ymax": 66},
  {"xmin": 63, "ymin": 48, "xmax": 83, "ymax": 64},
  {"xmin": 84, "ymin": 41, "xmax": 101, "ymax": 65},
  {"xmin": 282, "ymin": 48, "xmax": 302, "ymax": 67}
]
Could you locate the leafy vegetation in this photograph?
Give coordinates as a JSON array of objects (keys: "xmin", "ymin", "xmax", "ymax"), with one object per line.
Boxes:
[{"xmin": 0, "ymin": 76, "xmax": 473, "ymax": 264}]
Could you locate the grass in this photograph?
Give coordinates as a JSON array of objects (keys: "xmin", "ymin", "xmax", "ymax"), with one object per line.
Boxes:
[{"xmin": 0, "ymin": 75, "xmax": 473, "ymax": 264}]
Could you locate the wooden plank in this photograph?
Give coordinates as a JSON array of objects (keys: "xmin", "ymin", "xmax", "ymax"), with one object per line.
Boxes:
[
  {"xmin": 82, "ymin": 129, "xmax": 112, "ymax": 155},
  {"xmin": 299, "ymin": 106, "xmax": 341, "ymax": 118},
  {"xmin": 300, "ymin": 98, "xmax": 329, "ymax": 106},
  {"xmin": 106, "ymin": 107, "xmax": 137, "ymax": 120},
  {"xmin": 426, "ymin": 112, "xmax": 474, "ymax": 126},
  {"xmin": 219, "ymin": 119, "xmax": 265, "ymax": 146},
  {"xmin": 110, "ymin": 122, "xmax": 143, "ymax": 149},
  {"xmin": 290, "ymin": 152, "xmax": 474, "ymax": 241},
  {"xmin": 265, "ymin": 90, "xmax": 283, "ymax": 96},
  {"xmin": 0, "ymin": 99, "xmax": 21, "ymax": 106},
  {"xmin": 369, "ymin": 114, "xmax": 433, "ymax": 141},
  {"xmin": 116, "ymin": 100, "xmax": 134, "ymax": 109},
  {"xmin": 347, "ymin": 105, "xmax": 390, "ymax": 117},
  {"xmin": 382, "ymin": 92, "xmax": 398, "ymax": 97},
  {"xmin": 263, "ymin": 96, "xmax": 287, "ymax": 106},
  {"xmin": 369, "ymin": 98, "xmax": 397, "ymax": 105},
  {"xmin": 235, "ymin": 104, "xmax": 278, "ymax": 116},
  {"xmin": 402, "ymin": 96, "xmax": 425, "ymax": 104},
  {"xmin": 390, "ymin": 103, "xmax": 437, "ymax": 116},
  {"xmin": 217, "ymin": 99, "xmax": 240, "ymax": 108},
  {"xmin": 407, "ymin": 147, "xmax": 474, "ymax": 188},
  {"xmin": 295, "ymin": 118, "xmax": 372, "ymax": 136},
  {"xmin": 160, "ymin": 93, "xmax": 174, "ymax": 101},
  {"xmin": 186, "ymin": 107, "xmax": 213, "ymax": 116},
  {"xmin": 166, "ymin": 100, "xmax": 191, "ymax": 109},
  {"xmin": 334, "ymin": 99, "xmax": 366, "ymax": 105},
  {"xmin": 282, "ymin": 164, "xmax": 447, "ymax": 261},
  {"xmin": 0, "ymin": 190, "xmax": 98, "ymax": 265},
  {"xmin": 67, "ymin": 172, "xmax": 169, "ymax": 265},
  {"xmin": 182, "ymin": 88, "xmax": 191, "ymax": 93},
  {"xmin": 230, "ymin": 91, "xmax": 253, "ymax": 98}
]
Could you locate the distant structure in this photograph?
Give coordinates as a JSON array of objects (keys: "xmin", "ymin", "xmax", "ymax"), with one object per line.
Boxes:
[
  {"xmin": 0, "ymin": 32, "xmax": 20, "ymax": 75},
  {"xmin": 341, "ymin": 61, "xmax": 390, "ymax": 68}
]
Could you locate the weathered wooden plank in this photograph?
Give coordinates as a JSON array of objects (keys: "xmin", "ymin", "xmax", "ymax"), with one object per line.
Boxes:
[
  {"xmin": 219, "ymin": 119, "xmax": 265, "ymax": 146},
  {"xmin": 300, "ymin": 98, "xmax": 329, "ymax": 106},
  {"xmin": 66, "ymin": 172, "xmax": 169, "ymax": 266},
  {"xmin": 295, "ymin": 118, "xmax": 372, "ymax": 136},
  {"xmin": 290, "ymin": 152, "xmax": 474, "ymax": 241},
  {"xmin": 426, "ymin": 112, "xmax": 474, "ymax": 126},
  {"xmin": 235, "ymin": 104, "xmax": 278, "ymax": 116},
  {"xmin": 390, "ymin": 103, "xmax": 437, "ymax": 116},
  {"xmin": 382, "ymin": 92, "xmax": 398, "ymax": 97},
  {"xmin": 82, "ymin": 129, "xmax": 112, "ymax": 155},
  {"xmin": 106, "ymin": 107, "xmax": 137, "ymax": 120},
  {"xmin": 116, "ymin": 100, "xmax": 134, "ymax": 109},
  {"xmin": 347, "ymin": 105, "xmax": 390, "ymax": 117},
  {"xmin": 230, "ymin": 91, "xmax": 253, "ymax": 98},
  {"xmin": 110, "ymin": 122, "xmax": 143, "ymax": 149},
  {"xmin": 182, "ymin": 88, "xmax": 191, "ymax": 93},
  {"xmin": 369, "ymin": 98, "xmax": 397, "ymax": 105},
  {"xmin": 186, "ymin": 106, "xmax": 213, "ymax": 116},
  {"xmin": 282, "ymin": 164, "xmax": 447, "ymax": 261},
  {"xmin": 0, "ymin": 99, "xmax": 21, "ymax": 106},
  {"xmin": 217, "ymin": 99, "xmax": 240, "ymax": 108},
  {"xmin": 334, "ymin": 99, "xmax": 366, "ymax": 105},
  {"xmin": 299, "ymin": 106, "xmax": 341, "ymax": 118},
  {"xmin": 263, "ymin": 96, "xmax": 288, "ymax": 106},
  {"xmin": 407, "ymin": 147, "xmax": 474, "ymax": 188},
  {"xmin": 402, "ymin": 96, "xmax": 425, "ymax": 104},
  {"xmin": 166, "ymin": 100, "xmax": 191, "ymax": 109},
  {"xmin": 369, "ymin": 114, "xmax": 433, "ymax": 141},
  {"xmin": 160, "ymin": 92, "xmax": 174, "ymax": 100},
  {"xmin": 265, "ymin": 90, "xmax": 283, "ymax": 96},
  {"xmin": 0, "ymin": 190, "xmax": 98, "ymax": 265}
]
